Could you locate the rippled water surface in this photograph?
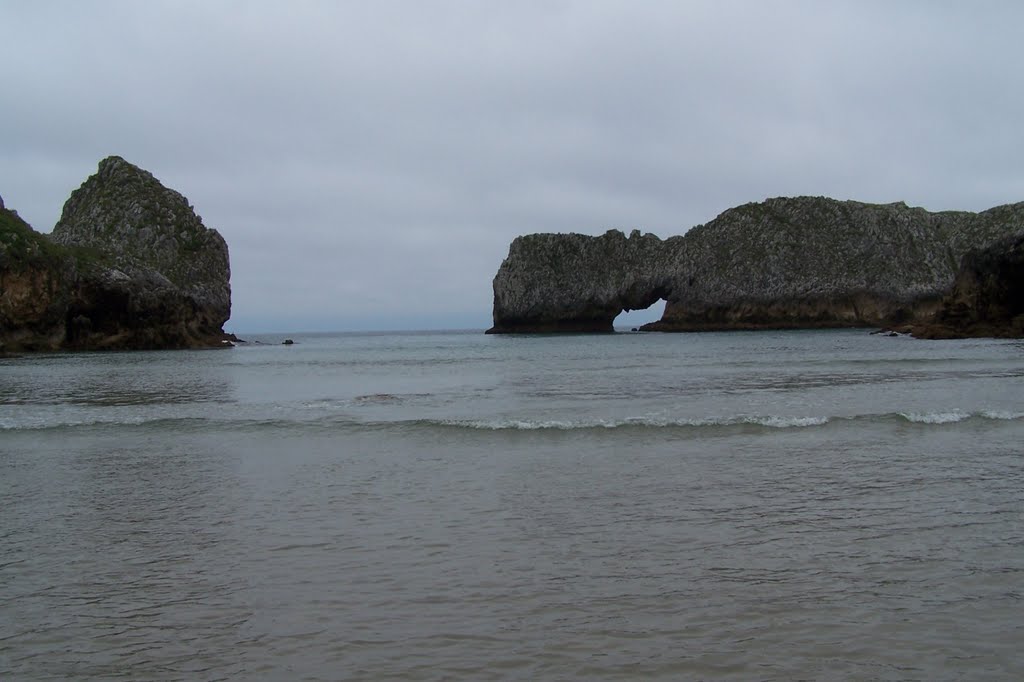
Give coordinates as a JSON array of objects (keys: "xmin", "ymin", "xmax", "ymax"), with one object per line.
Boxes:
[{"xmin": 2, "ymin": 330, "xmax": 1023, "ymax": 680}]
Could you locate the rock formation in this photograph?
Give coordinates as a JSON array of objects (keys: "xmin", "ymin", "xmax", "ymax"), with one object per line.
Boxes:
[
  {"xmin": 1, "ymin": 157, "xmax": 232, "ymax": 351},
  {"xmin": 488, "ymin": 197, "xmax": 1024, "ymax": 334},
  {"xmin": 911, "ymin": 231, "xmax": 1024, "ymax": 339},
  {"xmin": 486, "ymin": 229, "xmax": 670, "ymax": 333}
]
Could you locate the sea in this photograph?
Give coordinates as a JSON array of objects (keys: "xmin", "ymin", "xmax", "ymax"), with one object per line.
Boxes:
[{"xmin": 1, "ymin": 328, "xmax": 1022, "ymax": 681}]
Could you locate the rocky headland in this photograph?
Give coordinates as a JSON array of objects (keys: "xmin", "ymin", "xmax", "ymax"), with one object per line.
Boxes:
[
  {"xmin": 488, "ymin": 197, "xmax": 1024, "ymax": 335},
  {"xmin": 0, "ymin": 157, "xmax": 231, "ymax": 352}
]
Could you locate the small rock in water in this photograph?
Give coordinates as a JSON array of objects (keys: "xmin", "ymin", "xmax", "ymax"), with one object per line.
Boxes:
[{"xmin": 282, "ymin": 339, "xmax": 295, "ymax": 345}]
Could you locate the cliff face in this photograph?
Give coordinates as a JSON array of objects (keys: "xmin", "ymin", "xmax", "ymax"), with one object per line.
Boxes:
[
  {"xmin": 0, "ymin": 157, "xmax": 232, "ymax": 352},
  {"xmin": 51, "ymin": 156, "xmax": 231, "ymax": 349},
  {"xmin": 488, "ymin": 197, "xmax": 1024, "ymax": 333},
  {"xmin": 912, "ymin": 231, "xmax": 1024, "ymax": 339},
  {"xmin": 649, "ymin": 198, "xmax": 1021, "ymax": 331}
]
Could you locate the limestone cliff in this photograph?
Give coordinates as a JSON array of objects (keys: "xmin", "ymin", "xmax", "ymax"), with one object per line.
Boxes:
[
  {"xmin": 0, "ymin": 157, "xmax": 232, "ymax": 351},
  {"xmin": 488, "ymin": 197, "xmax": 1024, "ymax": 333},
  {"xmin": 911, "ymin": 231, "xmax": 1024, "ymax": 339}
]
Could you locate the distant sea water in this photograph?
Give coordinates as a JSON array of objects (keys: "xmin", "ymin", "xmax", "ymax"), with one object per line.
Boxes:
[{"xmin": 1, "ymin": 329, "xmax": 1022, "ymax": 680}]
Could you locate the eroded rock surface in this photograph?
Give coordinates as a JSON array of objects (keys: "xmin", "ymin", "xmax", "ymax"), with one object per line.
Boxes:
[
  {"xmin": 488, "ymin": 197, "xmax": 1024, "ymax": 333},
  {"xmin": 1, "ymin": 157, "xmax": 231, "ymax": 351}
]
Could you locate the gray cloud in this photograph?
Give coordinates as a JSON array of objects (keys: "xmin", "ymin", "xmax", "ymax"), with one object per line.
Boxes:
[{"xmin": 2, "ymin": 1, "xmax": 1022, "ymax": 331}]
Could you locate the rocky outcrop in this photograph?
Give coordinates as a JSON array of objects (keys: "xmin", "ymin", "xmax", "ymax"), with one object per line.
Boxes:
[
  {"xmin": 911, "ymin": 231, "xmax": 1024, "ymax": 339},
  {"xmin": 0, "ymin": 157, "xmax": 232, "ymax": 351},
  {"xmin": 488, "ymin": 197, "xmax": 1024, "ymax": 333}
]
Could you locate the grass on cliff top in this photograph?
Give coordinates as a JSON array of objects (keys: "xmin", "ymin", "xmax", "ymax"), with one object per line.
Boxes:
[
  {"xmin": 0, "ymin": 208, "xmax": 64, "ymax": 266},
  {"xmin": 0, "ymin": 207, "xmax": 108, "ymax": 270}
]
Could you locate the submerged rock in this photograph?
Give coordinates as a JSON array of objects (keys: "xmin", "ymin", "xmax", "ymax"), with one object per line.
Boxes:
[
  {"xmin": 488, "ymin": 197, "xmax": 1024, "ymax": 333},
  {"xmin": 0, "ymin": 156, "xmax": 232, "ymax": 351}
]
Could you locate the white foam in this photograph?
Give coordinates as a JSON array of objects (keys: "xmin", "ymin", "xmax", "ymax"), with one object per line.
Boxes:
[
  {"xmin": 980, "ymin": 410, "xmax": 1024, "ymax": 421},
  {"xmin": 899, "ymin": 410, "xmax": 970, "ymax": 424},
  {"xmin": 439, "ymin": 414, "xmax": 832, "ymax": 431},
  {"xmin": 448, "ymin": 419, "xmax": 579, "ymax": 430},
  {"xmin": 747, "ymin": 415, "xmax": 831, "ymax": 428}
]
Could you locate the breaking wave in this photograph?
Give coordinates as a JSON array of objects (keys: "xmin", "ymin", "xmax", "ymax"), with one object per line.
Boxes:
[
  {"xmin": 898, "ymin": 410, "xmax": 971, "ymax": 424},
  {"xmin": 430, "ymin": 410, "xmax": 1023, "ymax": 432},
  {"xmin": 434, "ymin": 415, "xmax": 834, "ymax": 431}
]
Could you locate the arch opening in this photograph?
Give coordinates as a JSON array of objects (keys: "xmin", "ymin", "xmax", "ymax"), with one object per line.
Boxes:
[{"xmin": 614, "ymin": 299, "xmax": 667, "ymax": 331}]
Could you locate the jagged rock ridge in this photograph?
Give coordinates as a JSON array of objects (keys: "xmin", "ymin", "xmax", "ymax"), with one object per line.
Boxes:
[
  {"xmin": 1, "ymin": 157, "xmax": 232, "ymax": 351},
  {"xmin": 488, "ymin": 197, "xmax": 1024, "ymax": 333}
]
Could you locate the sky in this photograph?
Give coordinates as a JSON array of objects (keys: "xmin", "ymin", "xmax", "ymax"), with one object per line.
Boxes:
[{"xmin": 2, "ymin": 1, "xmax": 1022, "ymax": 333}]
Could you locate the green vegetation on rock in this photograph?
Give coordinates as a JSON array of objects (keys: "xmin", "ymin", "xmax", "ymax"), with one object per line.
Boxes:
[
  {"xmin": 0, "ymin": 206, "xmax": 65, "ymax": 269},
  {"xmin": 1, "ymin": 157, "xmax": 232, "ymax": 351}
]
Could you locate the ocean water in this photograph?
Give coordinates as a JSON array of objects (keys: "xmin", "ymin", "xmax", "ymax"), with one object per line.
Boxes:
[{"xmin": 1, "ymin": 328, "xmax": 1022, "ymax": 680}]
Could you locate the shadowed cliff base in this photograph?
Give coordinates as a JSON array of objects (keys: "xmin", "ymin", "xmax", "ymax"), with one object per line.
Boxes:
[
  {"xmin": 907, "ymin": 231, "xmax": 1024, "ymax": 339},
  {"xmin": 640, "ymin": 294, "xmax": 943, "ymax": 332},
  {"xmin": 488, "ymin": 197, "xmax": 1024, "ymax": 335},
  {"xmin": 1, "ymin": 157, "xmax": 232, "ymax": 352},
  {"xmin": 486, "ymin": 318, "xmax": 620, "ymax": 334}
]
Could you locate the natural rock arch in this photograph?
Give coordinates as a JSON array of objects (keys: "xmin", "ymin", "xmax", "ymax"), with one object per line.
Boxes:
[
  {"xmin": 487, "ymin": 198, "xmax": 1024, "ymax": 334},
  {"xmin": 486, "ymin": 229, "xmax": 673, "ymax": 333}
]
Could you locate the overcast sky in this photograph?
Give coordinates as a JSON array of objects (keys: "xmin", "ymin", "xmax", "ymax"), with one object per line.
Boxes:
[{"xmin": 2, "ymin": 1, "xmax": 1022, "ymax": 332}]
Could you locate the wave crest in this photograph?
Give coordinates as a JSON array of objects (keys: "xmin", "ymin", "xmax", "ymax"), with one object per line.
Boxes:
[
  {"xmin": 434, "ymin": 410, "xmax": 1023, "ymax": 432},
  {"xmin": 898, "ymin": 411, "xmax": 970, "ymax": 424},
  {"xmin": 3, "ymin": 409, "xmax": 1021, "ymax": 434},
  {"xmin": 435, "ymin": 414, "xmax": 832, "ymax": 431}
]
